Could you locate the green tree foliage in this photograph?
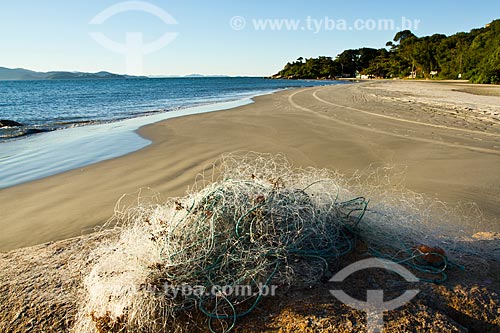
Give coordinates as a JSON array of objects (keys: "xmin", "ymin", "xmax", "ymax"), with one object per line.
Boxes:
[
  {"xmin": 278, "ymin": 56, "xmax": 340, "ymax": 79},
  {"xmin": 274, "ymin": 20, "xmax": 500, "ymax": 84}
]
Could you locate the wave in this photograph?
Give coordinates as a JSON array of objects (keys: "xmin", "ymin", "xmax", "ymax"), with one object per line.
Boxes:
[
  {"xmin": 0, "ymin": 109, "xmax": 176, "ymax": 142},
  {"xmin": 0, "ymin": 127, "xmax": 55, "ymax": 140},
  {"xmin": 0, "ymin": 99, "xmax": 237, "ymax": 142}
]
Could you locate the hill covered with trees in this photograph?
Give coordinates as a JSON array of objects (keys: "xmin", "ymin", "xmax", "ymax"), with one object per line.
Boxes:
[{"xmin": 273, "ymin": 19, "xmax": 500, "ymax": 84}]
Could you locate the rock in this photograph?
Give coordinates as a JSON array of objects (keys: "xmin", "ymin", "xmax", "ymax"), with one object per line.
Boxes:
[
  {"xmin": 24, "ymin": 128, "xmax": 48, "ymax": 135},
  {"xmin": 0, "ymin": 119, "xmax": 24, "ymax": 127}
]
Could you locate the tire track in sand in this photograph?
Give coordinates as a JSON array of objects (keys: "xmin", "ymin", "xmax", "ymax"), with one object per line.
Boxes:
[
  {"xmin": 288, "ymin": 88, "xmax": 500, "ymax": 156},
  {"xmin": 312, "ymin": 89, "xmax": 500, "ymax": 138}
]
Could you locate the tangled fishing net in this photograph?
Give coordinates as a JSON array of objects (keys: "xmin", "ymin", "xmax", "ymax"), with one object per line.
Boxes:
[{"xmin": 73, "ymin": 153, "xmax": 478, "ymax": 333}]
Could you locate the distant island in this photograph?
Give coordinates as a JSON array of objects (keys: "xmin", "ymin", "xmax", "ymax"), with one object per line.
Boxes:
[
  {"xmin": 0, "ymin": 67, "xmax": 147, "ymax": 80},
  {"xmin": 149, "ymin": 74, "xmax": 232, "ymax": 78},
  {"xmin": 272, "ymin": 19, "xmax": 500, "ymax": 84}
]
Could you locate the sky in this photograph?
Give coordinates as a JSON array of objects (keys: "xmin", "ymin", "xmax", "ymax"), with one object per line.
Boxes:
[{"xmin": 1, "ymin": 0, "xmax": 499, "ymax": 76}]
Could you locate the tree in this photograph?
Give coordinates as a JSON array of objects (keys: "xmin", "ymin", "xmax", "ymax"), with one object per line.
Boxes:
[{"xmin": 273, "ymin": 20, "xmax": 500, "ymax": 84}]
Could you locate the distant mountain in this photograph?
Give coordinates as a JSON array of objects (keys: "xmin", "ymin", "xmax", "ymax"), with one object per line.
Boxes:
[
  {"xmin": 149, "ymin": 74, "xmax": 232, "ymax": 78},
  {"xmin": 149, "ymin": 75, "xmax": 181, "ymax": 78},
  {"xmin": 0, "ymin": 67, "xmax": 46, "ymax": 80},
  {"xmin": 183, "ymin": 74, "xmax": 231, "ymax": 78},
  {"xmin": 205, "ymin": 74, "xmax": 231, "ymax": 78},
  {"xmin": 0, "ymin": 67, "xmax": 147, "ymax": 80}
]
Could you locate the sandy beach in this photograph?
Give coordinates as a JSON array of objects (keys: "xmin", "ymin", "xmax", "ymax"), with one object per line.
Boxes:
[
  {"xmin": 1, "ymin": 80, "xmax": 499, "ymax": 252},
  {"xmin": 2, "ymin": 80, "xmax": 500, "ymax": 332}
]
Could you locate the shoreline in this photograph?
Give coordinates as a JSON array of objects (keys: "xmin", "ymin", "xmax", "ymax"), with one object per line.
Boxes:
[
  {"xmin": 0, "ymin": 97, "xmax": 256, "ymax": 189},
  {"xmin": 1, "ymin": 81, "xmax": 500, "ymax": 251},
  {"xmin": 0, "ymin": 81, "xmax": 345, "ymax": 189}
]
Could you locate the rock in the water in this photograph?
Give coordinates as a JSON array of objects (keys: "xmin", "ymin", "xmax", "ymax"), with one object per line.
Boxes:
[
  {"xmin": 0, "ymin": 119, "xmax": 24, "ymax": 127},
  {"xmin": 24, "ymin": 128, "xmax": 49, "ymax": 135}
]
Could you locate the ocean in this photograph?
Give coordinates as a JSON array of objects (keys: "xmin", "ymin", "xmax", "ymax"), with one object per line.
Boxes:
[{"xmin": 0, "ymin": 77, "xmax": 345, "ymax": 188}]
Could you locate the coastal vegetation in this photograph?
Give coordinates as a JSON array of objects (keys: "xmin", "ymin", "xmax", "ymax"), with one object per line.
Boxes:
[{"xmin": 273, "ymin": 19, "xmax": 500, "ymax": 83}]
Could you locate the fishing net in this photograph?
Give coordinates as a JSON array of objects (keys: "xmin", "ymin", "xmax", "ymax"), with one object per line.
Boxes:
[{"xmin": 73, "ymin": 152, "xmax": 484, "ymax": 332}]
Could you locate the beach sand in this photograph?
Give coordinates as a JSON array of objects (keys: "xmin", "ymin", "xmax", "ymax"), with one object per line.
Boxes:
[
  {"xmin": 1, "ymin": 80, "xmax": 499, "ymax": 251},
  {"xmin": 1, "ymin": 80, "xmax": 500, "ymax": 332}
]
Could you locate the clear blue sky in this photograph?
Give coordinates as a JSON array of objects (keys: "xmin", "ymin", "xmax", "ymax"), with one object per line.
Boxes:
[{"xmin": 1, "ymin": 0, "xmax": 499, "ymax": 76}]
